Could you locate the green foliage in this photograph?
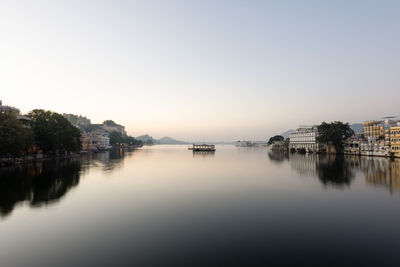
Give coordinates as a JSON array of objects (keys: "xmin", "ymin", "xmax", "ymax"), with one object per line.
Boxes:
[
  {"xmin": 109, "ymin": 131, "xmax": 143, "ymax": 146},
  {"xmin": 109, "ymin": 131, "xmax": 123, "ymax": 145},
  {"xmin": 284, "ymin": 138, "xmax": 290, "ymax": 150},
  {"xmin": 317, "ymin": 121, "xmax": 354, "ymax": 152},
  {"xmin": 28, "ymin": 109, "xmax": 81, "ymax": 154},
  {"xmin": 267, "ymin": 135, "xmax": 284, "ymax": 145},
  {"xmin": 0, "ymin": 112, "xmax": 34, "ymax": 157}
]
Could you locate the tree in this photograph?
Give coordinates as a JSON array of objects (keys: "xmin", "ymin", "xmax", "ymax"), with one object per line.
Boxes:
[
  {"xmin": 0, "ymin": 112, "xmax": 34, "ymax": 157},
  {"xmin": 109, "ymin": 131, "xmax": 143, "ymax": 146},
  {"xmin": 109, "ymin": 131, "xmax": 124, "ymax": 145},
  {"xmin": 317, "ymin": 121, "xmax": 354, "ymax": 153},
  {"xmin": 123, "ymin": 135, "xmax": 143, "ymax": 146},
  {"xmin": 267, "ymin": 135, "xmax": 284, "ymax": 145},
  {"xmin": 28, "ymin": 109, "xmax": 81, "ymax": 154},
  {"xmin": 284, "ymin": 138, "xmax": 290, "ymax": 151}
]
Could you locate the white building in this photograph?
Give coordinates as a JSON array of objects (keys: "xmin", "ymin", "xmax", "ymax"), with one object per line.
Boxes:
[
  {"xmin": 289, "ymin": 126, "xmax": 322, "ymax": 153},
  {"xmin": 81, "ymin": 130, "xmax": 111, "ymax": 151}
]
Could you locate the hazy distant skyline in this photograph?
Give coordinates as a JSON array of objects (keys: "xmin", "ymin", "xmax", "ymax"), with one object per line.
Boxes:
[{"xmin": 1, "ymin": 0, "xmax": 399, "ymax": 141}]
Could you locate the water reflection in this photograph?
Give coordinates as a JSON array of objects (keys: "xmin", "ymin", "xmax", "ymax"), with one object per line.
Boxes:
[
  {"xmin": 268, "ymin": 151, "xmax": 400, "ymax": 190},
  {"xmin": 288, "ymin": 153, "xmax": 319, "ymax": 176},
  {"xmin": 360, "ymin": 157, "xmax": 400, "ymax": 193},
  {"xmin": 0, "ymin": 159, "xmax": 81, "ymax": 218},
  {"xmin": 267, "ymin": 151, "xmax": 288, "ymax": 164},
  {"xmin": 80, "ymin": 148, "xmax": 137, "ymax": 174},
  {"xmin": 192, "ymin": 151, "xmax": 215, "ymax": 157},
  {"xmin": 316, "ymin": 155, "xmax": 355, "ymax": 187}
]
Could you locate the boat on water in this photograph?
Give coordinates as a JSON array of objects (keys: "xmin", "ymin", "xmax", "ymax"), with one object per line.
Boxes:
[{"xmin": 189, "ymin": 144, "xmax": 216, "ymax": 152}]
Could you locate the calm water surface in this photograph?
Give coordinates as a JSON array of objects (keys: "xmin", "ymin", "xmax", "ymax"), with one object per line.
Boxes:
[{"xmin": 1, "ymin": 145, "xmax": 400, "ymax": 267}]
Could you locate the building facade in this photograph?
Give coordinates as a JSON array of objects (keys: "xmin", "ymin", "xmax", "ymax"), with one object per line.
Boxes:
[
  {"xmin": 364, "ymin": 121, "xmax": 384, "ymax": 139},
  {"xmin": 81, "ymin": 130, "xmax": 111, "ymax": 151},
  {"xmin": 390, "ymin": 124, "xmax": 400, "ymax": 158},
  {"xmin": 289, "ymin": 126, "xmax": 323, "ymax": 153}
]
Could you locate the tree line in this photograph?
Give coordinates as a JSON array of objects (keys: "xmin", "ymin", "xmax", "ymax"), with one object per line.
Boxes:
[
  {"xmin": 0, "ymin": 109, "xmax": 143, "ymax": 158},
  {"xmin": 0, "ymin": 110, "xmax": 81, "ymax": 158},
  {"xmin": 108, "ymin": 131, "xmax": 143, "ymax": 146}
]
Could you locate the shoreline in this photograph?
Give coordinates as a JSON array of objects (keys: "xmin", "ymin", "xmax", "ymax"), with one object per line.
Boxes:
[{"xmin": 0, "ymin": 145, "xmax": 142, "ymax": 168}]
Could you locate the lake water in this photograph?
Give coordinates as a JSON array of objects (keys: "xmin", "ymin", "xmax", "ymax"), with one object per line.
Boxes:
[{"xmin": 1, "ymin": 145, "xmax": 400, "ymax": 267}]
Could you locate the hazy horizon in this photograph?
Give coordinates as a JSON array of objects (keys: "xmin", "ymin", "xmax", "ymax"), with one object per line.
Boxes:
[{"xmin": 2, "ymin": 0, "xmax": 399, "ymax": 141}]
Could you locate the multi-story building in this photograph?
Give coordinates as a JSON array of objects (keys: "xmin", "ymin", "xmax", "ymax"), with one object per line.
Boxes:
[
  {"xmin": 390, "ymin": 123, "xmax": 400, "ymax": 158},
  {"xmin": 360, "ymin": 137, "xmax": 389, "ymax": 157},
  {"xmin": 289, "ymin": 126, "xmax": 323, "ymax": 153},
  {"xmin": 81, "ymin": 130, "xmax": 111, "ymax": 151},
  {"xmin": 271, "ymin": 140, "xmax": 285, "ymax": 151},
  {"xmin": 343, "ymin": 134, "xmax": 365, "ymax": 155},
  {"xmin": 364, "ymin": 120, "xmax": 385, "ymax": 139}
]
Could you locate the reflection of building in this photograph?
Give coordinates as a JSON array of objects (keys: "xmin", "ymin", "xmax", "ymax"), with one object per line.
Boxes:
[
  {"xmin": 361, "ymin": 157, "xmax": 400, "ymax": 193},
  {"xmin": 289, "ymin": 153, "xmax": 319, "ymax": 176},
  {"xmin": 81, "ymin": 130, "xmax": 111, "ymax": 151},
  {"xmin": 289, "ymin": 126, "xmax": 323, "ymax": 153}
]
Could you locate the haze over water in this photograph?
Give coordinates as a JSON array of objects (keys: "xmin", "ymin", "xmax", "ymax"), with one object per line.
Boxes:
[{"xmin": 1, "ymin": 145, "xmax": 400, "ymax": 266}]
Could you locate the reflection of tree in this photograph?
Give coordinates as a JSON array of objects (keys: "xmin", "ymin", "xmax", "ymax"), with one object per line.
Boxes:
[
  {"xmin": 316, "ymin": 155, "xmax": 354, "ymax": 187},
  {"xmin": 0, "ymin": 159, "xmax": 81, "ymax": 217},
  {"xmin": 267, "ymin": 151, "xmax": 288, "ymax": 164}
]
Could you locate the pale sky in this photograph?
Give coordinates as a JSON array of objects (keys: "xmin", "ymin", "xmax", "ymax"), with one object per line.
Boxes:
[{"xmin": 1, "ymin": 0, "xmax": 399, "ymax": 141}]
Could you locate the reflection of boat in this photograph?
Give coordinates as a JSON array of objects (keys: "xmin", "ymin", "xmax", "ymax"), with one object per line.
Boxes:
[
  {"xmin": 193, "ymin": 150, "xmax": 215, "ymax": 156},
  {"xmin": 189, "ymin": 144, "xmax": 216, "ymax": 152}
]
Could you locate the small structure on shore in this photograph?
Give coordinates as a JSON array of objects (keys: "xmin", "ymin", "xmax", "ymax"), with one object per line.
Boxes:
[{"xmin": 189, "ymin": 144, "xmax": 216, "ymax": 152}]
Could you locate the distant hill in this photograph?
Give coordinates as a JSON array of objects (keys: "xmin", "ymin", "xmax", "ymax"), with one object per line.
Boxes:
[
  {"xmin": 136, "ymin": 135, "xmax": 188, "ymax": 145},
  {"xmin": 157, "ymin": 136, "xmax": 188, "ymax": 145},
  {"xmin": 350, "ymin": 123, "xmax": 363, "ymax": 134},
  {"xmin": 280, "ymin": 129, "xmax": 295, "ymax": 139},
  {"xmin": 136, "ymin": 134, "xmax": 156, "ymax": 144}
]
